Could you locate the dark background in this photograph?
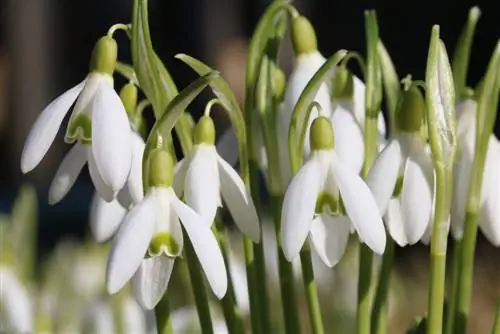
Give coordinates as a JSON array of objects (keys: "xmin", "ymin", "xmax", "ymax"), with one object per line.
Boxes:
[{"xmin": 0, "ymin": 0, "xmax": 498, "ymax": 266}]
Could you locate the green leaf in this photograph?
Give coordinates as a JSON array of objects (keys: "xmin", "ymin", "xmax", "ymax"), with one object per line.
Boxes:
[
  {"xmin": 11, "ymin": 184, "xmax": 38, "ymax": 282},
  {"xmin": 364, "ymin": 11, "xmax": 382, "ymax": 120},
  {"xmin": 142, "ymin": 71, "xmax": 220, "ymax": 191},
  {"xmin": 115, "ymin": 61, "xmax": 139, "ymax": 86},
  {"xmin": 175, "ymin": 53, "xmax": 250, "ymax": 182},
  {"xmin": 377, "ymin": 40, "xmax": 400, "ymax": 133},
  {"xmin": 288, "ymin": 49, "xmax": 348, "ymax": 173},
  {"xmin": 452, "ymin": 7, "xmax": 481, "ymax": 98}
]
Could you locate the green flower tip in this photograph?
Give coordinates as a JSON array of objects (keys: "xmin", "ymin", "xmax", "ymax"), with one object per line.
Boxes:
[
  {"xmin": 310, "ymin": 116, "xmax": 334, "ymax": 150},
  {"xmin": 194, "ymin": 115, "xmax": 216, "ymax": 145},
  {"xmin": 148, "ymin": 149, "xmax": 174, "ymax": 188},
  {"xmin": 66, "ymin": 113, "xmax": 92, "ymax": 145},
  {"xmin": 149, "ymin": 232, "xmax": 180, "ymax": 257},
  {"xmin": 331, "ymin": 67, "xmax": 354, "ymax": 100},
  {"xmin": 291, "ymin": 15, "xmax": 318, "ymax": 55},
  {"xmin": 272, "ymin": 66, "xmax": 286, "ymax": 101},
  {"xmin": 89, "ymin": 36, "xmax": 117, "ymax": 75},
  {"xmin": 119, "ymin": 82, "xmax": 138, "ymax": 117},
  {"xmin": 396, "ymin": 85, "xmax": 425, "ymax": 133},
  {"xmin": 315, "ymin": 191, "xmax": 339, "ymax": 214}
]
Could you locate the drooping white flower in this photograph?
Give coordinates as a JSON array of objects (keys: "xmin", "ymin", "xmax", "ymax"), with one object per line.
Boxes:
[
  {"xmin": 367, "ymin": 86, "xmax": 434, "ymax": 246},
  {"xmin": 90, "ymin": 131, "xmax": 145, "ymax": 242},
  {"xmin": 22, "ymin": 36, "xmax": 132, "ymax": 203},
  {"xmin": 281, "ymin": 116, "xmax": 386, "ymax": 267},
  {"xmin": 175, "ymin": 115, "xmax": 260, "ymax": 242},
  {"xmin": 0, "ymin": 267, "xmax": 33, "ymax": 333},
  {"xmin": 452, "ymin": 99, "xmax": 500, "ymax": 245},
  {"xmin": 106, "ymin": 149, "xmax": 227, "ymax": 309}
]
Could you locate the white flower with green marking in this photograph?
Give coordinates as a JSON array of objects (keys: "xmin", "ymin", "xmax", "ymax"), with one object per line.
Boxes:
[
  {"xmin": 281, "ymin": 116, "xmax": 386, "ymax": 267},
  {"xmin": 452, "ymin": 99, "xmax": 500, "ymax": 246},
  {"xmin": 367, "ymin": 86, "xmax": 434, "ymax": 246},
  {"xmin": 174, "ymin": 113, "xmax": 260, "ymax": 242},
  {"xmin": 21, "ymin": 36, "xmax": 132, "ymax": 203},
  {"xmin": 106, "ymin": 149, "xmax": 227, "ymax": 309}
]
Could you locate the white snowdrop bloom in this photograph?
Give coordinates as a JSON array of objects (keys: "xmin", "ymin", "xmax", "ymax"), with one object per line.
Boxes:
[
  {"xmin": 90, "ymin": 131, "xmax": 145, "ymax": 242},
  {"xmin": 21, "ymin": 36, "xmax": 132, "ymax": 203},
  {"xmin": 367, "ymin": 86, "xmax": 434, "ymax": 246},
  {"xmin": 106, "ymin": 149, "xmax": 227, "ymax": 309},
  {"xmin": 452, "ymin": 99, "xmax": 500, "ymax": 245},
  {"xmin": 281, "ymin": 116, "xmax": 386, "ymax": 267},
  {"xmin": 175, "ymin": 114, "xmax": 260, "ymax": 242},
  {"xmin": 0, "ymin": 267, "xmax": 33, "ymax": 333},
  {"xmin": 277, "ymin": 15, "xmax": 333, "ymax": 185},
  {"xmin": 82, "ymin": 298, "xmax": 115, "ymax": 334}
]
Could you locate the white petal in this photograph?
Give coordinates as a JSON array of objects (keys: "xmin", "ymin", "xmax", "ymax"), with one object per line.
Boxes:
[
  {"xmin": 48, "ymin": 143, "xmax": 87, "ymax": 204},
  {"xmin": 384, "ymin": 198, "xmax": 409, "ymax": 247},
  {"xmin": 173, "ymin": 157, "xmax": 189, "ymax": 198},
  {"xmin": 122, "ymin": 297, "xmax": 148, "ymax": 334},
  {"xmin": 185, "ymin": 146, "xmax": 220, "ymax": 225},
  {"xmin": 309, "ymin": 214, "xmax": 351, "ymax": 268},
  {"xmin": 128, "ymin": 132, "xmax": 146, "ymax": 204},
  {"xmin": 169, "ymin": 190, "xmax": 228, "ymax": 299},
  {"xmin": 20, "ymin": 80, "xmax": 85, "ymax": 173},
  {"xmin": 216, "ymin": 127, "xmax": 239, "ymax": 166},
  {"xmin": 400, "ymin": 157, "xmax": 433, "ymax": 244},
  {"xmin": 330, "ymin": 103, "xmax": 365, "ymax": 173},
  {"xmin": 154, "ymin": 188, "xmax": 184, "ymax": 256},
  {"xmin": 106, "ymin": 192, "xmax": 157, "ymax": 294},
  {"xmin": 132, "ymin": 256, "xmax": 175, "ymax": 310},
  {"xmin": 0, "ymin": 268, "xmax": 33, "ymax": 333},
  {"xmin": 366, "ymin": 138, "xmax": 403, "ymax": 215},
  {"xmin": 281, "ymin": 156, "xmax": 324, "ymax": 261},
  {"xmin": 117, "ymin": 187, "xmax": 133, "ymax": 209},
  {"xmin": 480, "ymin": 137, "xmax": 500, "ymax": 246},
  {"xmin": 88, "ymin": 147, "xmax": 114, "ymax": 202},
  {"xmin": 91, "ymin": 83, "xmax": 132, "ymax": 193},
  {"xmin": 84, "ymin": 299, "xmax": 115, "ymax": 334},
  {"xmin": 331, "ymin": 156, "xmax": 386, "ymax": 254},
  {"xmin": 217, "ymin": 155, "xmax": 260, "ymax": 243},
  {"xmin": 89, "ymin": 192, "xmax": 127, "ymax": 242}
]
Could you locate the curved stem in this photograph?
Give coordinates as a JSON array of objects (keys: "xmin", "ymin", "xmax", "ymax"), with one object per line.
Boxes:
[
  {"xmin": 300, "ymin": 248, "xmax": 325, "ymax": 334},
  {"xmin": 107, "ymin": 23, "xmax": 131, "ymax": 38}
]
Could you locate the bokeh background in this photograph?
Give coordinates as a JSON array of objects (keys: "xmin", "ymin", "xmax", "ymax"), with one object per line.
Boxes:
[{"xmin": 0, "ymin": 0, "xmax": 499, "ymax": 332}]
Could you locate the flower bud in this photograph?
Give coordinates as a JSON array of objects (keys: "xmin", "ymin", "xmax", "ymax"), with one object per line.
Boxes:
[
  {"xmin": 119, "ymin": 82, "xmax": 138, "ymax": 117},
  {"xmin": 89, "ymin": 36, "xmax": 118, "ymax": 75},
  {"xmin": 331, "ymin": 67, "xmax": 354, "ymax": 100},
  {"xmin": 291, "ymin": 16, "xmax": 318, "ymax": 55},
  {"xmin": 395, "ymin": 85, "xmax": 425, "ymax": 133},
  {"xmin": 194, "ymin": 115, "xmax": 216, "ymax": 145},
  {"xmin": 148, "ymin": 232, "xmax": 181, "ymax": 257},
  {"xmin": 309, "ymin": 116, "xmax": 334, "ymax": 150},
  {"xmin": 148, "ymin": 149, "xmax": 174, "ymax": 188}
]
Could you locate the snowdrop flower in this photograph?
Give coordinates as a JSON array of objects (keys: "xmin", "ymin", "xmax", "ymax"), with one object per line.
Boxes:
[
  {"xmin": 367, "ymin": 85, "xmax": 434, "ymax": 246},
  {"xmin": 278, "ymin": 15, "xmax": 332, "ymax": 184},
  {"xmin": 452, "ymin": 99, "xmax": 500, "ymax": 245},
  {"xmin": 281, "ymin": 116, "xmax": 386, "ymax": 267},
  {"xmin": 106, "ymin": 148, "xmax": 227, "ymax": 309},
  {"xmin": 0, "ymin": 267, "xmax": 33, "ymax": 333},
  {"xmin": 174, "ymin": 111, "xmax": 260, "ymax": 242},
  {"xmin": 21, "ymin": 36, "xmax": 132, "ymax": 203}
]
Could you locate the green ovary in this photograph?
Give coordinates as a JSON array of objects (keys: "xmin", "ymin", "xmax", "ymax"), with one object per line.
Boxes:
[{"xmin": 148, "ymin": 232, "xmax": 180, "ymax": 257}]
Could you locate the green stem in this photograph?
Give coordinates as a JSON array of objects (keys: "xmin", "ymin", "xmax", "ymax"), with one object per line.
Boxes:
[
  {"xmin": 357, "ymin": 244, "xmax": 374, "ymax": 334},
  {"xmin": 492, "ymin": 301, "xmax": 500, "ymax": 334},
  {"xmin": 427, "ymin": 166, "xmax": 452, "ymax": 334},
  {"xmin": 185, "ymin": 237, "xmax": 214, "ymax": 334},
  {"xmin": 270, "ymin": 194, "xmax": 301, "ymax": 334},
  {"xmin": 453, "ymin": 211, "xmax": 478, "ymax": 334},
  {"xmin": 371, "ymin": 237, "xmax": 395, "ymax": 334},
  {"xmin": 214, "ymin": 220, "xmax": 245, "ymax": 334},
  {"xmin": 243, "ymin": 236, "xmax": 261, "ymax": 334},
  {"xmin": 155, "ymin": 294, "xmax": 173, "ymax": 334},
  {"xmin": 300, "ymin": 248, "xmax": 325, "ymax": 334},
  {"xmin": 444, "ymin": 238, "xmax": 462, "ymax": 334}
]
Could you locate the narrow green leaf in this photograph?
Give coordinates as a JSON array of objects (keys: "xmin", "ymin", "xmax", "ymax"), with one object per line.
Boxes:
[
  {"xmin": 288, "ymin": 50, "xmax": 348, "ymax": 173},
  {"xmin": 377, "ymin": 40, "xmax": 400, "ymax": 132},
  {"xmin": 115, "ymin": 61, "xmax": 139, "ymax": 86},
  {"xmin": 175, "ymin": 53, "xmax": 250, "ymax": 182},
  {"xmin": 452, "ymin": 7, "xmax": 481, "ymax": 98},
  {"xmin": 142, "ymin": 71, "xmax": 220, "ymax": 191},
  {"xmin": 365, "ymin": 11, "xmax": 382, "ymax": 121}
]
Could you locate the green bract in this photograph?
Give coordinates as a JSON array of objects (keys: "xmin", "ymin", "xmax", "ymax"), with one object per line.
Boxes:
[{"xmin": 89, "ymin": 36, "xmax": 117, "ymax": 75}]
